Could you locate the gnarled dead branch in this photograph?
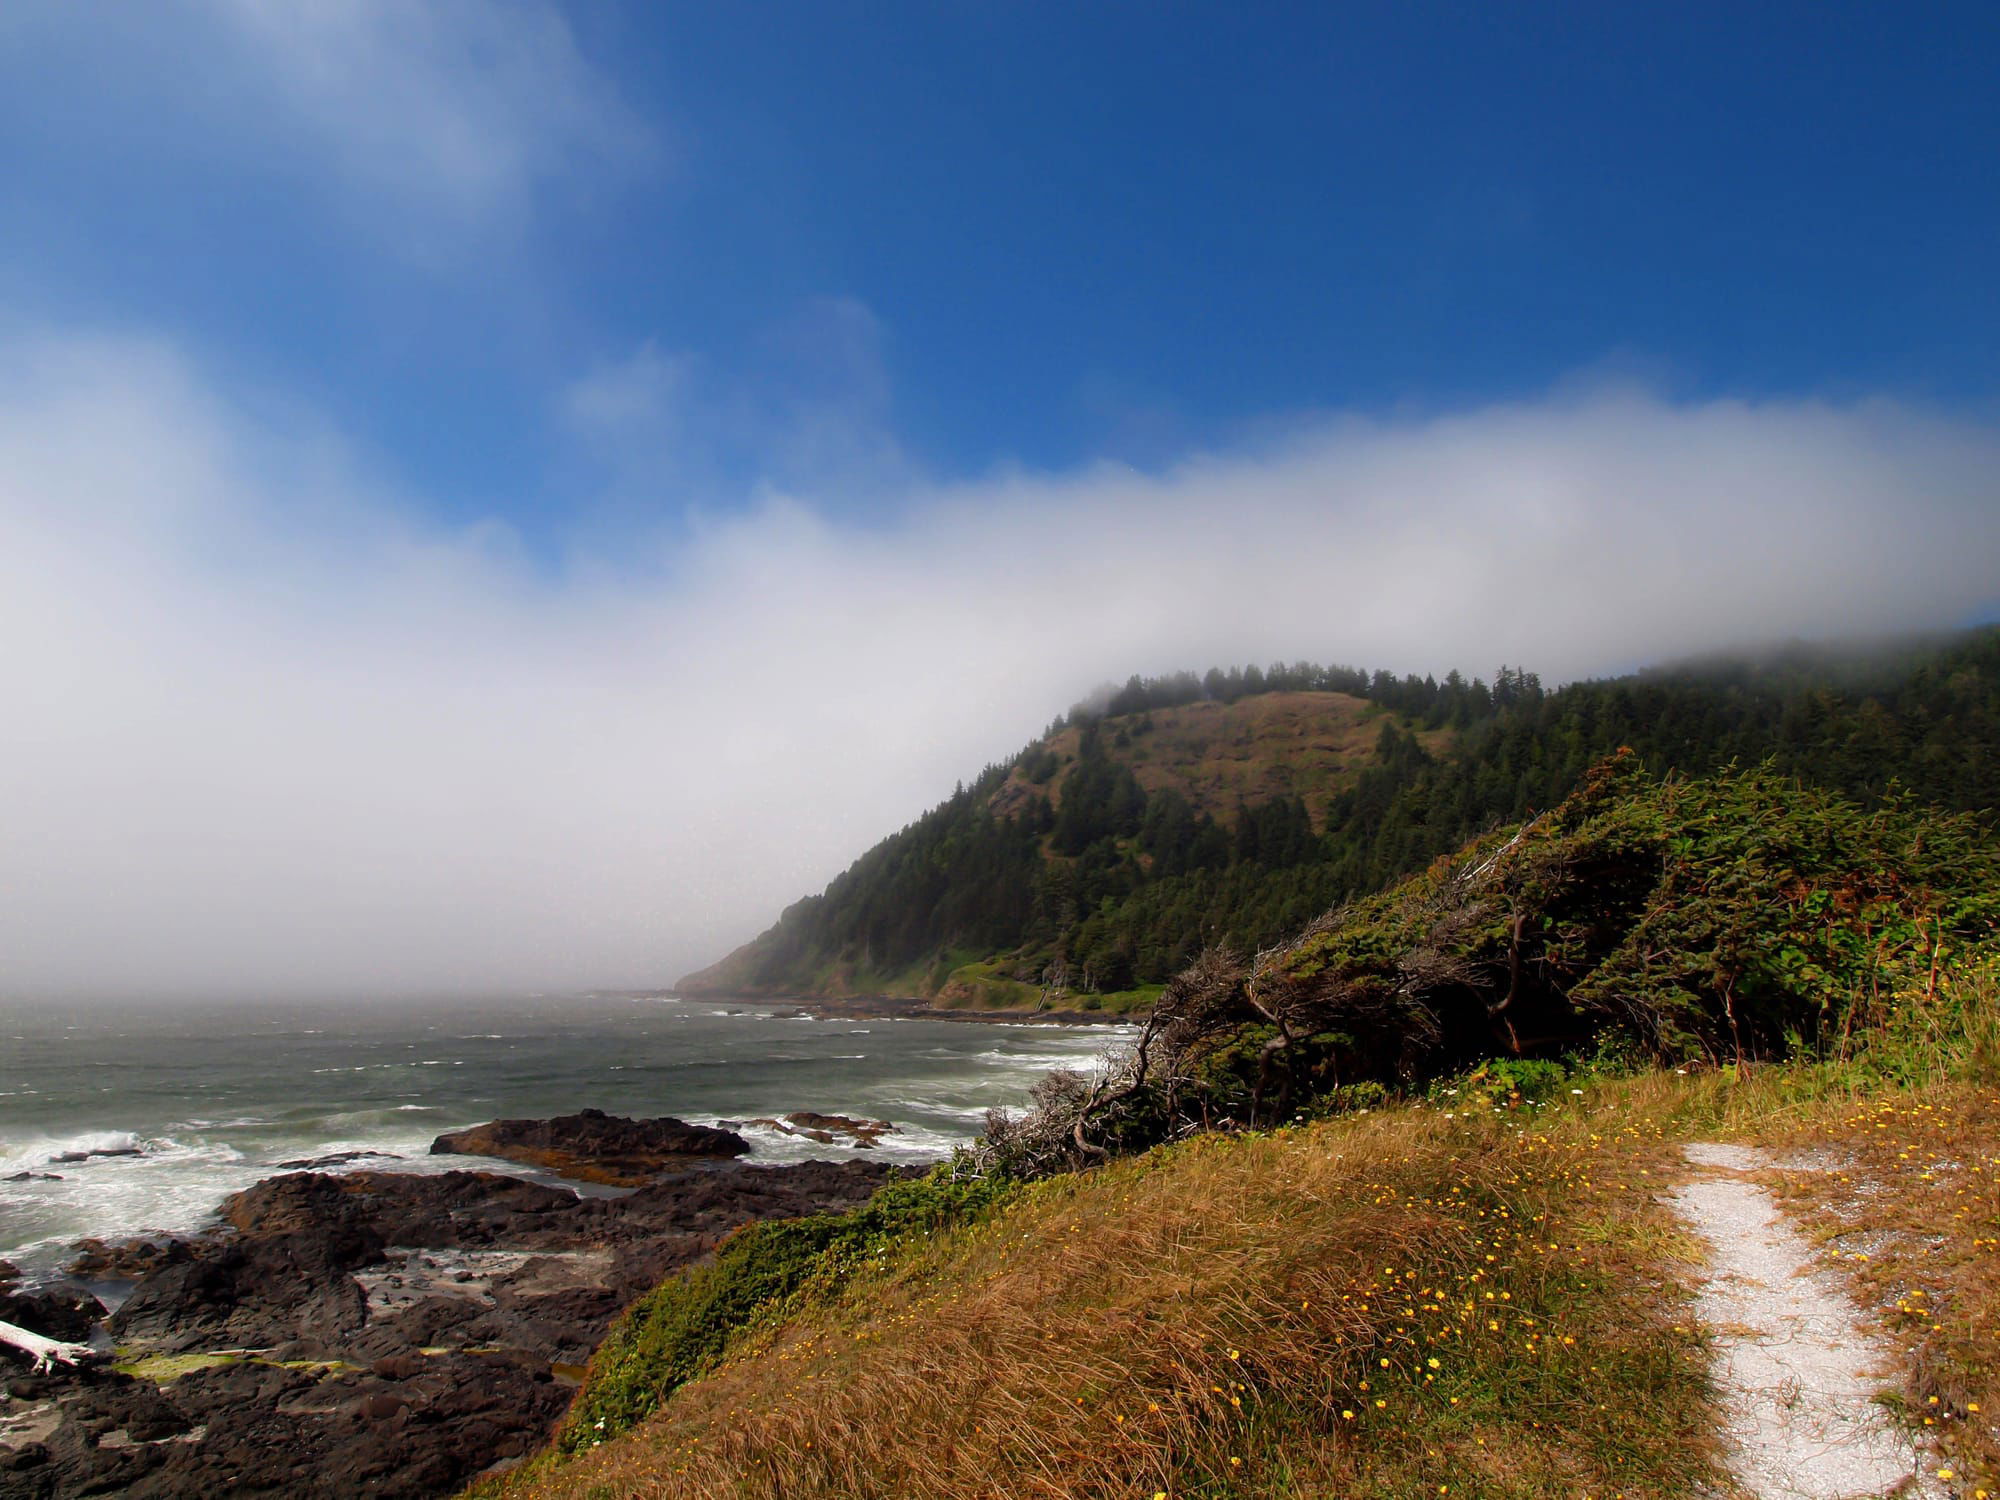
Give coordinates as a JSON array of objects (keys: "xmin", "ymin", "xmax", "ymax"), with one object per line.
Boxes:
[{"xmin": 0, "ymin": 1318, "xmax": 95, "ymax": 1372}]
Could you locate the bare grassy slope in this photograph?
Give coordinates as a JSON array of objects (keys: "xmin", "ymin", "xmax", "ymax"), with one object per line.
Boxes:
[
  {"xmin": 475, "ymin": 1059, "xmax": 2000, "ymax": 1500},
  {"xmin": 988, "ymin": 690, "xmax": 1434, "ymax": 830},
  {"xmin": 479, "ymin": 1090, "xmax": 1725, "ymax": 1500}
]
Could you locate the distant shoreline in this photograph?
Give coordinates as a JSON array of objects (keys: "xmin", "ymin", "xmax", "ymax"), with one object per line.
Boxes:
[{"xmin": 677, "ymin": 992, "xmax": 1138, "ymax": 1027}]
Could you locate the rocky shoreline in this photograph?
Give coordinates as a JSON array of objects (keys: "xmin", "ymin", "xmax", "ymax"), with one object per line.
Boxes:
[
  {"xmin": 713, "ymin": 993, "xmax": 1135, "ymax": 1026},
  {"xmin": 0, "ymin": 1113, "xmax": 910, "ymax": 1499}
]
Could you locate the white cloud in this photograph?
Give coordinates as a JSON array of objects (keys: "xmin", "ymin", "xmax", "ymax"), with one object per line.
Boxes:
[
  {"xmin": 1, "ymin": 0, "xmax": 652, "ymax": 255},
  {"xmin": 204, "ymin": 0, "xmax": 652, "ymax": 234},
  {"xmin": 560, "ymin": 299, "xmax": 918, "ymax": 514},
  {"xmin": 2, "ymin": 333, "xmax": 1996, "ymax": 999},
  {"xmin": 560, "ymin": 339, "xmax": 705, "ymax": 497},
  {"xmin": 564, "ymin": 341, "xmax": 696, "ymax": 440}
]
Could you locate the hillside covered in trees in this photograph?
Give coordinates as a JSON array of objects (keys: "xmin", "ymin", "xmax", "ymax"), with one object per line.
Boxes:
[{"xmin": 677, "ymin": 628, "xmax": 2000, "ymax": 1007}]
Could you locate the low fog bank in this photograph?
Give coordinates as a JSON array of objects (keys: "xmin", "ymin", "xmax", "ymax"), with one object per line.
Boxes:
[{"xmin": 3, "ymin": 332, "xmax": 1997, "ymax": 1000}]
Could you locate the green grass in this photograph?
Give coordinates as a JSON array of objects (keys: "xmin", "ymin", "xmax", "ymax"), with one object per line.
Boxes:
[
  {"xmin": 1069, "ymin": 982, "xmax": 1164, "ymax": 1015},
  {"xmin": 933, "ymin": 957, "xmax": 1044, "ymax": 1010},
  {"xmin": 112, "ymin": 1352, "xmax": 244, "ymax": 1382},
  {"xmin": 930, "ymin": 958, "xmax": 1159, "ymax": 1015}
]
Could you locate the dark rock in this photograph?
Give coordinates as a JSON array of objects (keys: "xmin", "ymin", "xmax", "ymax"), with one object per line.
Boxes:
[
  {"xmin": 743, "ymin": 1110, "xmax": 900, "ymax": 1147},
  {"xmin": 29, "ymin": 1146, "xmax": 907, "ymax": 1497},
  {"xmin": 786, "ymin": 1111, "xmax": 900, "ymax": 1146},
  {"xmin": 431, "ymin": 1107, "xmax": 749, "ymax": 1186},
  {"xmin": 751, "ymin": 1118, "xmax": 835, "ymax": 1143},
  {"xmin": 104, "ymin": 1159, "xmax": 896, "ymax": 1362},
  {"xmin": 109, "ymin": 1238, "xmax": 366, "ymax": 1354},
  {"xmin": 603, "ymin": 1157, "xmax": 893, "ymax": 1241},
  {"xmin": 0, "ymin": 1286, "xmax": 105, "ymax": 1343},
  {"xmin": 338, "ymin": 1295, "xmax": 479, "ymax": 1364},
  {"xmin": 8, "ymin": 1353, "xmax": 571, "ymax": 1499},
  {"xmin": 271, "ymin": 1150, "xmax": 404, "ymax": 1170},
  {"xmin": 65, "ymin": 1237, "xmax": 179, "ymax": 1281},
  {"xmin": 3, "ymin": 1173, "xmax": 61, "ymax": 1183},
  {"xmin": 218, "ymin": 1169, "xmax": 573, "ymax": 1248},
  {"xmin": 49, "ymin": 1146, "xmax": 141, "ymax": 1164}
]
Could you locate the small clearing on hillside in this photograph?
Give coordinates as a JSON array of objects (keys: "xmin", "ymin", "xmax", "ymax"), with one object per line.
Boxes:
[{"xmin": 997, "ymin": 691, "xmax": 1424, "ymax": 827}]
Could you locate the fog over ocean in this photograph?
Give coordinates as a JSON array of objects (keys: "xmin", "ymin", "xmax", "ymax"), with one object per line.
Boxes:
[{"xmin": 0, "ymin": 994, "xmax": 1118, "ymax": 1281}]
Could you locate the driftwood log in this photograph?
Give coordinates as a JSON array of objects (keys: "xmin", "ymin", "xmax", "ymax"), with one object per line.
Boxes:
[{"xmin": 0, "ymin": 1316, "xmax": 96, "ymax": 1372}]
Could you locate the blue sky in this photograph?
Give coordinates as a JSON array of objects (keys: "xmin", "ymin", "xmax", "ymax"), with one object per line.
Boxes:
[
  {"xmin": 3, "ymin": 3, "xmax": 1998, "ymax": 995},
  {"xmin": 3, "ymin": 3, "xmax": 1995, "ymax": 546}
]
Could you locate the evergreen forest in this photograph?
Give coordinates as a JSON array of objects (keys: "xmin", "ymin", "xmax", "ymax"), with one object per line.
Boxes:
[{"xmin": 677, "ymin": 628, "xmax": 2000, "ymax": 1003}]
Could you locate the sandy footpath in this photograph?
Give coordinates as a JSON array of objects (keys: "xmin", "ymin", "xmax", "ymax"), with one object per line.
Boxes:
[{"xmin": 1670, "ymin": 1142, "xmax": 1943, "ymax": 1500}]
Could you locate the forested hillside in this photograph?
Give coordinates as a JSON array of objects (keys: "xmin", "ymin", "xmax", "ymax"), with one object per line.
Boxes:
[{"xmin": 677, "ymin": 628, "xmax": 2000, "ymax": 1005}]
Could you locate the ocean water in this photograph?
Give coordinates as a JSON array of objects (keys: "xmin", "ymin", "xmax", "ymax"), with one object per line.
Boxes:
[{"xmin": 0, "ymin": 993, "xmax": 1120, "ymax": 1281}]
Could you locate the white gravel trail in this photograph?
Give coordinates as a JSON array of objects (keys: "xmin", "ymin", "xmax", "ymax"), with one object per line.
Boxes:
[{"xmin": 1670, "ymin": 1141, "xmax": 1943, "ymax": 1500}]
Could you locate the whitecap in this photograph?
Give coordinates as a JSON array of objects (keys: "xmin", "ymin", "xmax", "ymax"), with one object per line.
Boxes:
[
  {"xmin": 173, "ymin": 1117, "xmax": 271, "ymax": 1131},
  {"xmin": 0, "ymin": 1129, "xmax": 142, "ymax": 1171},
  {"xmin": 973, "ymin": 1049, "xmax": 1083, "ymax": 1066}
]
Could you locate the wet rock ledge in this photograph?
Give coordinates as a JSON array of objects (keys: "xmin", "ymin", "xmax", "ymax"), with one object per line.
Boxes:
[
  {"xmin": 430, "ymin": 1108, "xmax": 750, "ymax": 1187},
  {"xmin": 0, "ymin": 1111, "xmax": 903, "ymax": 1499}
]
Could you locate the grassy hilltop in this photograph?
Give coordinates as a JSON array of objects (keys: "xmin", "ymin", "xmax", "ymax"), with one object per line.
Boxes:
[{"xmin": 483, "ymin": 736, "xmax": 2000, "ymax": 1500}]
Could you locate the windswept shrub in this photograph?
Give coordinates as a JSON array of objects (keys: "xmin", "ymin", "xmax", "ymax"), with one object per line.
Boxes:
[{"xmin": 977, "ymin": 754, "xmax": 2000, "ymax": 1176}]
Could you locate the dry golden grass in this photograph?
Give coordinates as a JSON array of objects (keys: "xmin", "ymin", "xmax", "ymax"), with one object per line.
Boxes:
[
  {"xmin": 481, "ymin": 1094, "xmax": 1722, "ymax": 1500},
  {"xmin": 998, "ymin": 691, "xmax": 1445, "ymax": 830}
]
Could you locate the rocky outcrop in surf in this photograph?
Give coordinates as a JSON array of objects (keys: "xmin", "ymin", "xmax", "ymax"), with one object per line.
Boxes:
[
  {"xmin": 430, "ymin": 1108, "xmax": 749, "ymax": 1187},
  {"xmin": 733, "ymin": 1110, "xmax": 900, "ymax": 1148}
]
